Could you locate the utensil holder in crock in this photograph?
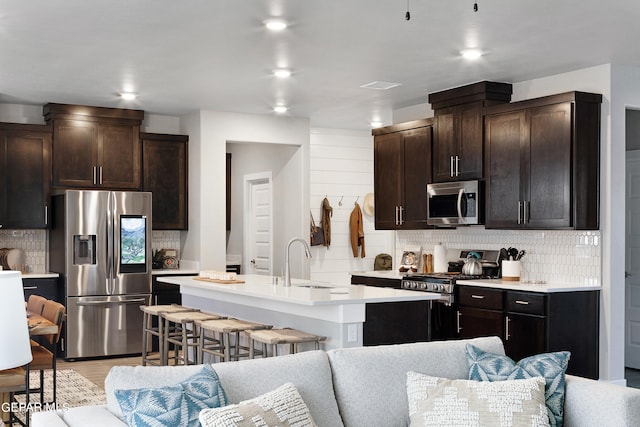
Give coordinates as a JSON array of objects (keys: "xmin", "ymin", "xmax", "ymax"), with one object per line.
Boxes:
[{"xmin": 502, "ymin": 260, "xmax": 521, "ymax": 281}]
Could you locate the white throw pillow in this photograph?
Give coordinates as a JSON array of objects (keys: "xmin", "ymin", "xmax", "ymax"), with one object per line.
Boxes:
[
  {"xmin": 199, "ymin": 382, "xmax": 317, "ymax": 427},
  {"xmin": 406, "ymin": 371, "xmax": 550, "ymax": 427}
]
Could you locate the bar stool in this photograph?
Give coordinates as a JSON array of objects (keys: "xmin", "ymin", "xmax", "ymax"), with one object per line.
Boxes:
[
  {"xmin": 140, "ymin": 304, "xmax": 198, "ymax": 366},
  {"xmin": 162, "ymin": 311, "xmax": 224, "ymax": 365},
  {"xmin": 196, "ymin": 318, "xmax": 272, "ymax": 362},
  {"xmin": 247, "ymin": 328, "xmax": 326, "ymax": 358}
]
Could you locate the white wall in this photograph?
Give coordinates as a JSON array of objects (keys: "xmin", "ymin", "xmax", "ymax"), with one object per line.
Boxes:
[
  {"xmin": 309, "ymin": 128, "xmax": 394, "ymax": 285},
  {"xmin": 181, "ymin": 111, "xmax": 310, "ymax": 279}
]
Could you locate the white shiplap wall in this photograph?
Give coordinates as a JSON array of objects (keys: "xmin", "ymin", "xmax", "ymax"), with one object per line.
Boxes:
[{"xmin": 309, "ymin": 128, "xmax": 393, "ymax": 285}]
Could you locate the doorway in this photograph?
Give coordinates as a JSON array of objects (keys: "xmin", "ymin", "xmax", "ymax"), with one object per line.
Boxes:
[
  {"xmin": 243, "ymin": 172, "xmax": 273, "ymax": 276},
  {"xmin": 625, "ymin": 109, "xmax": 640, "ymax": 387}
]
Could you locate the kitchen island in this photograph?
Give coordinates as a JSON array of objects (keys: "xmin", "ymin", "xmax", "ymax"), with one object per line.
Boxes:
[{"xmin": 157, "ymin": 274, "xmax": 440, "ymax": 349}]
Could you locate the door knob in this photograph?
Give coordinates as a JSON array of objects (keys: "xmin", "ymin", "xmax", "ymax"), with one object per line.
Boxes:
[{"xmin": 250, "ymin": 259, "xmax": 256, "ymax": 265}]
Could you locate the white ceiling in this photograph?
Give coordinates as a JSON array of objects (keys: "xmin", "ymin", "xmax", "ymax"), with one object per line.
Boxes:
[{"xmin": 1, "ymin": 1, "xmax": 638, "ymax": 130}]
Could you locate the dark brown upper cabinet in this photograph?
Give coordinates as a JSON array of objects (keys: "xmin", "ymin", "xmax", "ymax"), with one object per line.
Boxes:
[
  {"xmin": 484, "ymin": 91, "xmax": 601, "ymax": 229},
  {"xmin": 141, "ymin": 133, "xmax": 189, "ymax": 230},
  {"xmin": 373, "ymin": 119, "xmax": 433, "ymax": 230},
  {"xmin": 0, "ymin": 123, "xmax": 52, "ymax": 229},
  {"xmin": 429, "ymin": 81, "xmax": 512, "ymax": 182},
  {"xmin": 43, "ymin": 103, "xmax": 144, "ymax": 190}
]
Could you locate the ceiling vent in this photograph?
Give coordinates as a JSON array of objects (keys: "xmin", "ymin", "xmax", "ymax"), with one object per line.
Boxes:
[{"xmin": 360, "ymin": 81, "xmax": 402, "ymax": 90}]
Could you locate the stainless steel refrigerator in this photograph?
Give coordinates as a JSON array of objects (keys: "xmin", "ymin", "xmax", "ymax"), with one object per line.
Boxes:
[{"xmin": 50, "ymin": 190, "xmax": 152, "ymax": 359}]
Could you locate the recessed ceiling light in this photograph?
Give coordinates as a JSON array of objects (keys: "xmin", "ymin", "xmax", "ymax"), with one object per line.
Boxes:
[
  {"xmin": 274, "ymin": 105, "xmax": 288, "ymax": 113},
  {"xmin": 273, "ymin": 68, "xmax": 292, "ymax": 78},
  {"xmin": 460, "ymin": 49, "xmax": 483, "ymax": 60},
  {"xmin": 119, "ymin": 92, "xmax": 137, "ymax": 100},
  {"xmin": 264, "ymin": 19, "xmax": 287, "ymax": 31}
]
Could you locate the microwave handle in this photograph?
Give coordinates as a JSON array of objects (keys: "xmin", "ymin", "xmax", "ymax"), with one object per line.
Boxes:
[{"xmin": 457, "ymin": 188, "xmax": 464, "ymax": 220}]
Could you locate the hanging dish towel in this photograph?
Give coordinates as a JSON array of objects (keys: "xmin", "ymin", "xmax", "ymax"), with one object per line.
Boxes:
[
  {"xmin": 350, "ymin": 202, "xmax": 365, "ymax": 258},
  {"xmin": 321, "ymin": 197, "xmax": 333, "ymax": 247}
]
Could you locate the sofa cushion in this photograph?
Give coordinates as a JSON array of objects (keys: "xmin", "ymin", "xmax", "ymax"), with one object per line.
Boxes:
[
  {"xmin": 406, "ymin": 371, "xmax": 550, "ymax": 427},
  {"xmin": 114, "ymin": 364, "xmax": 226, "ymax": 427},
  {"xmin": 106, "ymin": 364, "xmax": 205, "ymax": 419},
  {"xmin": 466, "ymin": 344, "xmax": 570, "ymax": 427},
  {"xmin": 105, "ymin": 350, "xmax": 343, "ymax": 427},
  {"xmin": 327, "ymin": 336, "xmax": 505, "ymax": 427},
  {"xmin": 212, "ymin": 350, "xmax": 343, "ymax": 427},
  {"xmin": 199, "ymin": 382, "xmax": 317, "ymax": 427}
]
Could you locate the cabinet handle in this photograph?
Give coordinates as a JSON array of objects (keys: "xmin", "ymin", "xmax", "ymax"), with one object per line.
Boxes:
[
  {"xmin": 515, "ymin": 300, "xmax": 530, "ymax": 305},
  {"xmin": 93, "ymin": 166, "xmax": 97, "ymax": 185},
  {"xmin": 399, "ymin": 206, "xmax": 404, "ymax": 225},
  {"xmin": 517, "ymin": 201, "xmax": 523, "ymax": 224},
  {"xmin": 505, "ymin": 316, "xmax": 511, "ymax": 340},
  {"xmin": 44, "ymin": 205, "xmax": 48, "ymax": 226},
  {"xmin": 524, "ymin": 201, "xmax": 530, "ymax": 224},
  {"xmin": 455, "ymin": 155, "xmax": 460, "ymax": 177},
  {"xmin": 471, "ymin": 295, "xmax": 485, "ymax": 299},
  {"xmin": 456, "ymin": 310, "xmax": 462, "ymax": 333},
  {"xmin": 23, "ymin": 286, "xmax": 38, "ymax": 290},
  {"xmin": 99, "ymin": 166, "xmax": 103, "ymax": 185},
  {"xmin": 395, "ymin": 206, "xmax": 399, "ymax": 225},
  {"xmin": 450, "ymin": 156, "xmax": 455, "ymax": 177}
]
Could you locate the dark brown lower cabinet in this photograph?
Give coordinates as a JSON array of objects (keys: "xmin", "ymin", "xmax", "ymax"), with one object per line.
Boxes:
[
  {"xmin": 457, "ymin": 286, "xmax": 600, "ymax": 379},
  {"xmin": 23, "ymin": 277, "xmax": 64, "ymax": 356}
]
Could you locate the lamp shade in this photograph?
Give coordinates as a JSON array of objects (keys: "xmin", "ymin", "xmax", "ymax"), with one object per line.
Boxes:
[{"xmin": 0, "ymin": 271, "xmax": 32, "ymax": 370}]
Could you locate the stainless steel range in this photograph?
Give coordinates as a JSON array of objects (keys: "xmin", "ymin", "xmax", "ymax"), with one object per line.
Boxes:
[
  {"xmin": 400, "ymin": 249, "xmax": 500, "ymax": 306},
  {"xmin": 400, "ymin": 249, "xmax": 500, "ymax": 341}
]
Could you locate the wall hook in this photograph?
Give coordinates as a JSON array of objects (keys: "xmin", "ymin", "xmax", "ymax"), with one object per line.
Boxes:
[
  {"xmin": 338, "ymin": 196, "xmax": 344, "ymax": 206},
  {"xmin": 355, "ymin": 196, "xmax": 359, "ymax": 205}
]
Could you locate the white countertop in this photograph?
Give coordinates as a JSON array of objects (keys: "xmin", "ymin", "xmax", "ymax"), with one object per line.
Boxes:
[
  {"xmin": 350, "ymin": 271, "xmax": 406, "ymax": 280},
  {"xmin": 158, "ymin": 274, "xmax": 440, "ymax": 306},
  {"xmin": 457, "ymin": 278, "xmax": 602, "ymax": 293},
  {"xmin": 152, "ymin": 268, "xmax": 199, "ymax": 275},
  {"xmin": 22, "ymin": 273, "xmax": 59, "ymax": 279}
]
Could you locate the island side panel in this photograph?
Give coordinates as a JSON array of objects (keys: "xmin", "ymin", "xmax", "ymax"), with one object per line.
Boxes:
[{"xmin": 181, "ymin": 289, "xmax": 364, "ymax": 350}]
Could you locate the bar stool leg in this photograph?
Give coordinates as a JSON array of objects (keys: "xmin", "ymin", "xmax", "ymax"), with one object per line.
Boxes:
[{"xmin": 141, "ymin": 312, "xmax": 148, "ymax": 366}]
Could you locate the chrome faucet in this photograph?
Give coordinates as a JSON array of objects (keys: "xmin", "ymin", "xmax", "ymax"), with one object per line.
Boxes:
[{"xmin": 283, "ymin": 237, "xmax": 312, "ymax": 287}]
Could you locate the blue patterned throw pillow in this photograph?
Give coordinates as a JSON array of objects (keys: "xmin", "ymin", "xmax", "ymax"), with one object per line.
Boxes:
[
  {"xmin": 465, "ymin": 344, "xmax": 570, "ymax": 427},
  {"xmin": 115, "ymin": 364, "xmax": 227, "ymax": 427}
]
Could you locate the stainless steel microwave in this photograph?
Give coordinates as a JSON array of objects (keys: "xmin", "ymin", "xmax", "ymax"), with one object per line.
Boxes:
[{"xmin": 427, "ymin": 180, "xmax": 483, "ymax": 226}]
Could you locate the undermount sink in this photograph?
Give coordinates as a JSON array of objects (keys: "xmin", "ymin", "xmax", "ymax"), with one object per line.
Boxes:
[{"xmin": 294, "ymin": 283, "xmax": 335, "ymax": 289}]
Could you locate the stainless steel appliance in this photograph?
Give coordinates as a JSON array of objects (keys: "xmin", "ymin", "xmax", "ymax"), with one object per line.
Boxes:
[
  {"xmin": 426, "ymin": 180, "xmax": 483, "ymax": 226},
  {"xmin": 50, "ymin": 190, "xmax": 152, "ymax": 359},
  {"xmin": 400, "ymin": 249, "xmax": 499, "ymax": 340}
]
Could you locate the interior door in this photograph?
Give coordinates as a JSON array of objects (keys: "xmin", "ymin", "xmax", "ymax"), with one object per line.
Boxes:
[
  {"xmin": 244, "ymin": 173, "xmax": 272, "ymax": 275},
  {"xmin": 625, "ymin": 150, "xmax": 640, "ymax": 368}
]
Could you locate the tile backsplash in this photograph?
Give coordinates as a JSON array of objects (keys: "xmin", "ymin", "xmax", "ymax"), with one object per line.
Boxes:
[
  {"xmin": 397, "ymin": 228, "xmax": 601, "ymax": 285},
  {"xmin": 0, "ymin": 229, "xmax": 182, "ymax": 274}
]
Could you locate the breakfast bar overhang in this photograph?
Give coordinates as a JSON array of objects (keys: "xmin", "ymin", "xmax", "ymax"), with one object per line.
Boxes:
[{"xmin": 157, "ymin": 274, "xmax": 440, "ymax": 349}]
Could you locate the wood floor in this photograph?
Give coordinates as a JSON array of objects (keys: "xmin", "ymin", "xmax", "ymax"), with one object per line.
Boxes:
[{"xmin": 57, "ymin": 354, "xmax": 147, "ymax": 389}]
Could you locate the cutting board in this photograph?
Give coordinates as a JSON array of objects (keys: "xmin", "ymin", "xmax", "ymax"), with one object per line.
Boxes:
[{"xmin": 194, "ymin": 277, "xmax": 245, "ymax": 284}]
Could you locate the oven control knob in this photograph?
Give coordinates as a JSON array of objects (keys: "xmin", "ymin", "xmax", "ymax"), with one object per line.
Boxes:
[
  {"xmin": 419, "ymin": 283, "xmax": 426, "ymax": 290},
  {"xmin": 412, "ymin": 281, "xmax": 418, "ymax": 289},
  {"xmin": 432, "ymin": 284, "xmax": 440, "ymax": 292}
]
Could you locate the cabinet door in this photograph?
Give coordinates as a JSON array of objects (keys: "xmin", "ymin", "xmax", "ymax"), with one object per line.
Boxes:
[
  {"xmin": 526, "ymin": 103, "xmax": 572, "ymax": 228},
  {"xmin": 457, "ymin": 102, "xmax": 484, "ymax": 180},
  {"xmin": 505, "ymin": 312, "xmax": 546, "ymax": 361},
  {"xmin": 374, "ymin": 132, "xmax": 403, "ymax": 229},
  {"xmin": 0, "ymin": 127, "xmax": 52, "ymax": 228},
  {"xmin": 485, "ymin": 111, "xmax": 527, "ymax": 228},
  {"xmin": 433, "ymin": 103, "xmax": 483, "ymax": 182},
  {"xmin": 402, "ymin": 127, "xmax": 431, "ymax": 228},
  {"xmin": 432, "ymin": 108, "xmax": 456, "ymax": 182},
  {"xmin": 52, "ymin": 119, "xmax": 98, "ymax": 188},
  {"xmin": 142, "ymin": 134, "xmax": 188, "ymax": 230},
  {"xmin": 100, "ymin": 123, "xmax": 141, "ymax": 189},
  {"xmin": 458, "ymin": 306, "xmax": 504, "ymax": 340}
]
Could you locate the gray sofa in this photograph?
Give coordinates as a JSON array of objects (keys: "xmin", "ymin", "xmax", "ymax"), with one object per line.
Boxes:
[{"xmin": 32, "ymin": 336, "xmax": 640, "ymax": 426}]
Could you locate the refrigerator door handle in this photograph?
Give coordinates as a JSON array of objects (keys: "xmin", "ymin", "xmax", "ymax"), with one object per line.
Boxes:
[
  {"xmin": 76, "ymin": 298, "xmax": 147, "ymax": 306},
  {"xmin": 106, "ymin": 192, "xmax": 116, "ymax": 294}
]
